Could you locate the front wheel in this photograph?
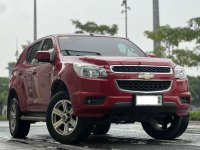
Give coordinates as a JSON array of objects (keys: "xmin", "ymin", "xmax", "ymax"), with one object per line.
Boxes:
[
  {"xmin": 93, "ymin": 120, "xmax": 111, "ymax": 135},
  {"xmin": 46, "ymin": 91, "xmax": 92, "ymax": 144},
  {"xmin": 141, "ymin": 114, "xmax": 189, "ymax": 140}
]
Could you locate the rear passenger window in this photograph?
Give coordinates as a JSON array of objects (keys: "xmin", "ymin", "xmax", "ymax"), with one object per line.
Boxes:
[{"xmin": 26, "ymin": 41, "xmax": 42, "ymax": 63}]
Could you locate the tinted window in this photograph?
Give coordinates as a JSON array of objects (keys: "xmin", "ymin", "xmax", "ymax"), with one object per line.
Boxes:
[
  {"xmin": 26, "ymin": 41, "xmax": 42, "ymax": 63},
  {"xmin": 58, "ymin": 36, "xmax": 146, "ymax": 57},
  {"xmin": 41, "ymin": 39, "xmax": 53, "ymax": 50}
]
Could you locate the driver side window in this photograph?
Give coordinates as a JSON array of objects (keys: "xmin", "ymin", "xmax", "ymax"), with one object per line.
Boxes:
[{"xmin": 26, "ymin": 41, "xmax": 42, "ymax": 64}]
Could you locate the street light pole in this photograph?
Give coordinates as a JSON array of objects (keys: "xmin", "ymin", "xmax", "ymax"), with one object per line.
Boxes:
[
  {"xmin": 153, "ymin": 0, "xmax": 161, "ymax": 52},
  {"xmin": 125, "ymin": 0, "xmax": 128, "ymax": 39},
  {"xmin": 15, "ymin": 37, "xmax": 19, "ymax": 61},
  {"xmin": 34, "ymin": 0, "xmax": 37, "ymax": 41},
  {"xmin": 122, "ymin": 0, "xmax": 130, "ymax": 39}
]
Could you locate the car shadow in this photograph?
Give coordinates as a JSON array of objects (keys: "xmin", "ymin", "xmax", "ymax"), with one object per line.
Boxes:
[{"xmin": 76, "ymin": 134, "xmax": 192, "ymax": 149}]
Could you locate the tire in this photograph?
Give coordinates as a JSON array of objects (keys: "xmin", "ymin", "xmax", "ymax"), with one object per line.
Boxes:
[
  {"xmin": 141, "ymin": 114, "xmax": 189, "ymax": 140},
  {"xmin": 46, "ymin": 91, "xmax": 92, "ymax": 144},
  {"xmin": 171, "ymin": 115, "xmax": 189, "ymax": 138},
  {"xmin": 93, "ymin": 120, "xmax": 111, "ymax": 135},
  {"xmin": 8, "ymin": 98, "xmax": 30, "ymax": 138}
]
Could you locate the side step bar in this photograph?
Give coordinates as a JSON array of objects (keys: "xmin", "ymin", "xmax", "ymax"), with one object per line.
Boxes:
[{"xmin": 21, "ymin": 116, "xmax": 46, "ymax": 122}]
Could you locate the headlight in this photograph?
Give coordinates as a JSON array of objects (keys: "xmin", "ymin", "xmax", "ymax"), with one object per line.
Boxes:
[
  {"xmin": 174, "ymin": 65, "xmax": 187, "ymax": 79},
  {"xmin": 73, "ymin": 63, "xmax": 107, "ymax": 78}
]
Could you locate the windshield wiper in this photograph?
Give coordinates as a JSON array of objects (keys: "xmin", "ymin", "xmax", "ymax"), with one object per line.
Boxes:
[{"xmin": 62, "ymin": 49, "xmax": 101, "ymax": 56}]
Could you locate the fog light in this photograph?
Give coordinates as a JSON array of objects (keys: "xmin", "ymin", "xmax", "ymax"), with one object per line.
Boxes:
[
  {"xmin": 180, "ymin": 97, "xmax": 190, "ymax": 104},
  {"xmin": 85, "ymin": 97, "xmax": 106, "ymax": 105}
]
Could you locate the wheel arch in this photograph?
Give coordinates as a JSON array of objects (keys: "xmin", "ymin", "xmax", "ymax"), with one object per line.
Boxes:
[
  {"xmin": 7, "ymin": 88, "xmax": 18, "ymax": 118},
  {"xmin": 51, "ymin": 79, "xmax": 70, "ymax": 98}
]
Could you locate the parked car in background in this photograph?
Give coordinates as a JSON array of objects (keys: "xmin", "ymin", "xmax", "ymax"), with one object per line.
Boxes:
[{"xmin": 7, "ymin": 34, "xmax": 191, "ymax": 144}]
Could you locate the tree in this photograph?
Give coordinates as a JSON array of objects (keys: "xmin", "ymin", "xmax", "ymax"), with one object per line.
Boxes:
[
  {"xmin": 71, "ymin": 20, "xmax": 118, "ymax": 36},
  {"xmin": 5, "ymin": 62, "xmax": 16, "ymax": 77},
  {"xmin": 0, "ymin": 77, "xmax": 9, "ymax": 115},
  {"xmin": 21, "ymin": 41, "xmax": 31, "ymax": 50},
  {"xmin": 189, "ymin": 17, "xmax": 200, "ymax": 29},
  {"xmin": 172, "ymin": 49, "xmax": 200, "ymax": 67},
  {"xmin": 144, "ymin": 17, "xmax": 200, "ymax": 67},
  {"xmin": 145, "ymin": 25, "xmax": 173, "ymax": 57},
  {"xmin": 188, "ymin": 76, "xmax": 200, "ymax": 108},
  {"xmin": 188, "ymin": 17, "xmax": 200, "ymax": 50}
]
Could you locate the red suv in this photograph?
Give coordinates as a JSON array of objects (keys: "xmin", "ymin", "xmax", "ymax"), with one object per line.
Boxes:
[{"xmin": 8, "ymin": 34, "xmax": 191, "ymax": 144}]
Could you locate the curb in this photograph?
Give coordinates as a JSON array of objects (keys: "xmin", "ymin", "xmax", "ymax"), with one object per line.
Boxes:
[{"xmin": 189, "ymin": 121, "xmax": 200, "ymax": 125}]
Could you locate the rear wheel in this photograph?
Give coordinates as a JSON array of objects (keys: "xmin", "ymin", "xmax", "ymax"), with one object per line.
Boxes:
[
  {"xmin": 93, "ymin": 120, "xmax": 111, "ymax": 135},
  {"xmin": 8, "ymin": 98, "xmax": 30, "ymax": 138},
  {"xmin": 46, "ymin": 91, "xmax": 92, "ymax": 144},
  {"xmin": 141, "ymin": 114, "xmax": 189, "ymax": 140}
]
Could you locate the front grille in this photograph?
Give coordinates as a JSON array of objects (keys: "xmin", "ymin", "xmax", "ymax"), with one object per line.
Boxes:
[
  {"xmin": 116, "ymin": 80, "xmax": 171, "ymax": 93},
  {"xmin": 111, "ymin": 66, "xmax": 171, "ymax": 73}
]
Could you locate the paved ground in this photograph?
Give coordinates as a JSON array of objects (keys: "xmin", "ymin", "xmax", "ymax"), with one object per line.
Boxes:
[{"xmin": 0, "ymin": 121, "xmax": 200, "ymax": 150}]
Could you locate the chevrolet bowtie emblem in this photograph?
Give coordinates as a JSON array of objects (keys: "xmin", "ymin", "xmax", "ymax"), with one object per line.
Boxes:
[{"xmin": 138, "ymin": 73, "xmax": 154, "ymax": 80}]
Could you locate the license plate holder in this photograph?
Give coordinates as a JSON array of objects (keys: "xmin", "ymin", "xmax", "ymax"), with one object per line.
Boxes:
[{"xmin": 135, "ymin": 95, "xmax": 163, "ymax": 106}]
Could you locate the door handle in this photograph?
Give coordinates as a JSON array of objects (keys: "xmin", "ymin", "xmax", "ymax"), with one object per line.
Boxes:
[
  {"xmin": 33, "ymin": 70, "xmax": 37, "ymax": 75},
  {"xmin": 18, "ymin": 70, "xmax": 22, "ymax": 76}
]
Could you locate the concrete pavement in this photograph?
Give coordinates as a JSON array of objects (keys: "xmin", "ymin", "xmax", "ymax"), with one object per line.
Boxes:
[{"xmin": 0, "ymin": 121, "xmax": 200, "ymax": 150}]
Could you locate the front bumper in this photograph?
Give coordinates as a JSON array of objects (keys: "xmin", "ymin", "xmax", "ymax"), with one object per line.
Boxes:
[
  {"xmin": 68, "ymin": 72, "xmax": 191, "ymax": 118},
  {"xmin": 108, "ymin": 102, "xmax": 176, "ymax": 122},
  {"xmin": 71, "ymin": 91, "xmax": 191, "ymax": 118}
]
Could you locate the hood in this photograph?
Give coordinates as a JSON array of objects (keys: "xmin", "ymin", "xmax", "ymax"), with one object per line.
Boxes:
[{"xmin": 78, "ymin": 56, "xmax": 176, "ymax": 68}]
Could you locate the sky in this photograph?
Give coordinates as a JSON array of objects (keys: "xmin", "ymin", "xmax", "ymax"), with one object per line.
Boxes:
[{"xmin": 0, "ymin": 0, "xmax": 200, "ymax": 77}]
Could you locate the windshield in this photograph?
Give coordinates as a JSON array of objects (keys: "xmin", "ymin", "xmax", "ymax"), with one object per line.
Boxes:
[{"xmin": 58, "ymin": 36, "xmax": 146, "ymax": 57}]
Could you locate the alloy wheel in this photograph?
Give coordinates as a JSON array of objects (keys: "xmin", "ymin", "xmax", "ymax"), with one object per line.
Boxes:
[
  {"xmin": 9, "ymin": 103, "xmax": 17, "ymax": 133},
  {"xmin": 51, "ymin": 99, "xmax": 78, "ymax": 135}
]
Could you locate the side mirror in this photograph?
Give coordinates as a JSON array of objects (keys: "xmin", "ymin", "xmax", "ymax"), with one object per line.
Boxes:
[
  {"xmin": 35, "ymin": 49, "xmax": 55, "ymax": 63},
  {"xmin": 147, "ymin": 53, "xmax": 156, "ymax": 58}
]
